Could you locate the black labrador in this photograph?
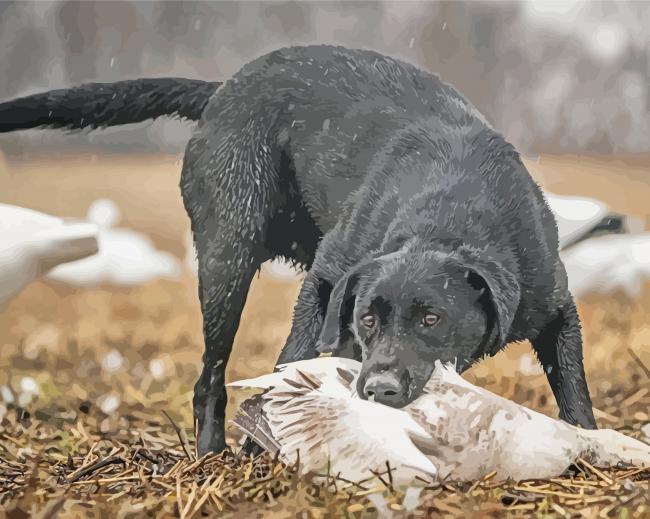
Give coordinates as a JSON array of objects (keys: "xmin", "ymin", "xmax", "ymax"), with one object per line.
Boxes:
[{"xmin": 0, "ymin": 45, "xmax": 597, "ymax": 455}]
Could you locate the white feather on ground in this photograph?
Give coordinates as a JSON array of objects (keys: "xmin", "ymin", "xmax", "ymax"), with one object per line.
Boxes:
[
  {"xmin": 0, "ymin": 204, "xmax": 98, "ymax": 306},
  {"xmin": 47, "ymin": 199, "xmax": 181, "ymax": 286},
  {"xmin": 229, "ymin": 357, "xmax": 650, "ymax": 486}
]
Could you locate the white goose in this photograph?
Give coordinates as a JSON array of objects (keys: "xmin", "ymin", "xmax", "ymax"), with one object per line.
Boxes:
[
  {"xmin": 47, "ymin": 198, "xmax": 181, "ymax": 286},
  {"xmin": 229, "ymin": 357, "xmax": 650, "ymax": 485},
  {"xmin": 0, "ymin": 204, "xmax": 98, "ymax": 306}
]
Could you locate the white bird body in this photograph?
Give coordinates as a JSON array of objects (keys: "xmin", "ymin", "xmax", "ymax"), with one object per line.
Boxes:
[
  {"xmin": 408, "ymin": 364, "xmax": 594, "ymax": 481},
  {"xmin": 230, "ymin": 358, "xmax": 437, "ymax": 483},
  {"xmin": 229, "ymin": 357, "xmax": 650, "ymax": 485},
  {"xmin": 46, "ymin": 199, "xmax": 181, "ymax": 286},
  {"xmin": 0, "ymin": 204, "xmax": 98, "ymax": 306}
]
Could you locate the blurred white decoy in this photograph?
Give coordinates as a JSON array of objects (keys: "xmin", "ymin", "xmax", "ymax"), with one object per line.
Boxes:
[
  {"xmin": 543, "ymin": 192, "xmax": 628, "ymax": 249},
  {"xmin": 561, "ymin": 233, "xmax": 650, "ymax": 298},
  {"xmin": 229, "ymin": 357, "xmax": 650, "ymax": 485},
  {"xmin": 47, "ymin": 198, "xmax": 181, "ymax": 286},
  {"xmin": 541, "ymin": 191, "xmax": 650, "ymax": 298},
  {"xmin": 0, "ymin": 204, "xmax": 98, "ymax": 306}
]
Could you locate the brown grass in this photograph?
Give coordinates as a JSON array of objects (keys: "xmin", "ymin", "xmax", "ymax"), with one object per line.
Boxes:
[{"xmin": 0, "ymin": 153, "xmax": 649, "ymax": 517}]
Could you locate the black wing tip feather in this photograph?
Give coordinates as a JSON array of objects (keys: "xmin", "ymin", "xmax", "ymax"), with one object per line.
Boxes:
[{"xmin": 231, "ymin": 394, "xmax": 280, "ymax": 455}]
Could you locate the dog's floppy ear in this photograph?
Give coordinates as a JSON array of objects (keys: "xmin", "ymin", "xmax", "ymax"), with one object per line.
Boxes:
[
  {"xmin": 317, "ymin": 267, "xmax": 365, "ymax": 354},
  {"xmin": 318, "ymin": 250, "xmax": 407, "ymax": 354},
  {"xmin": 451, "ymin": 247, "xmax": 521, "ymax": 353}
]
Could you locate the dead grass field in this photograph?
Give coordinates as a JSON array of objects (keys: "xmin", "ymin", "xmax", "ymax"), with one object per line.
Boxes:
[{"xmin": 0, "ymin": 152, "xmax": 649, "ymax": 517}]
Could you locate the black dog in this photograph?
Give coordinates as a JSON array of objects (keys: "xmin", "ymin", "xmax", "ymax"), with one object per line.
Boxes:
[{"xmin": 0, "ymin": 45, "xmax": 597, "ymax": 455}]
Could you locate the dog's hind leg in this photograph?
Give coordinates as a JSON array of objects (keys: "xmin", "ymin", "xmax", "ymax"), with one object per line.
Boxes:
[
  {"xmin": 182, "ymin": 127, "xmax": 277, "ymax": 456},
  {"xmin": 532, "ymin": 298, "xmax": 597, "ymax": 429}
]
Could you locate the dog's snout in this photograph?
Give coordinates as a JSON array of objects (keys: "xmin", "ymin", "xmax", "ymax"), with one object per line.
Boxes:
[{"xmin": 363, "ymin": 373, "xmax": 404, "ymax": 407}]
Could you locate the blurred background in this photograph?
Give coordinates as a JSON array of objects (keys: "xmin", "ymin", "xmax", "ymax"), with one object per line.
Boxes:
[
  {"xmin": 0, "ymin": 0, "xmax": 649, "ymax": 458},
  {"xmin": 2, "ymin": 0, "xmax": 650, "ymax": 156}
]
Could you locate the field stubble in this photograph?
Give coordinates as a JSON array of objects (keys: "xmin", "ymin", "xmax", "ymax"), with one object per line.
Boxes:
[{"xmin": 0, "ymin": 152, "xmax": 648, "ymax": 517}]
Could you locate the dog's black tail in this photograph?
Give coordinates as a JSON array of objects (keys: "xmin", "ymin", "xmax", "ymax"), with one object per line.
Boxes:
[{"xmin": 0, "ymin": 78, "xmax": 221, "ymax": 133}]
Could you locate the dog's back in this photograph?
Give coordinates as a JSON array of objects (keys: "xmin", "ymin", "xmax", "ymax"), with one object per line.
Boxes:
[{"xmin": 207, "ymin": 46, "xmax": 562, "ymax": 304}]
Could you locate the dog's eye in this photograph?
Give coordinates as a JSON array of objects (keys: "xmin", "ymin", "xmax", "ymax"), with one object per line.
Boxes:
[
  {"xmin": 360, "ymin": 314, "xmax": 376, "ymax": 329},
  {"xmin": 422, "ymin": 313, "xmax": 440, "ymax": 327}
]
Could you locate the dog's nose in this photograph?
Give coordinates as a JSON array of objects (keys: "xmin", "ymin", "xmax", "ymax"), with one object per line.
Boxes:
[{"xmin": 363, "ymin": 373, "xmax": 404, "ymax": 407}]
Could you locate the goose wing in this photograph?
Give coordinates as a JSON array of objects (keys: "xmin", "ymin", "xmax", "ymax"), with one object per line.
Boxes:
[
  {"xmin": 230, "ymin": 357, "xmax": 437, "ymax": 485},
  {"xmin": 228, "ymin": 356, "xmax": 362, "ymax": 396},
  {"xmin": 262, "ymin": 375, "xmax": 438, "ymax": 485}
]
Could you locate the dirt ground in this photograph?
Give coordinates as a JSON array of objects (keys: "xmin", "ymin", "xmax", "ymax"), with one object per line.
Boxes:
[{"xmin": 0, "ymin": 151, "xmax": 649, "ymax": 517}]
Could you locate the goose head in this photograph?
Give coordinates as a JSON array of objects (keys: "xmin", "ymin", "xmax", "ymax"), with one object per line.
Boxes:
[{"xmin": 87, "ymin": 198, "xmax": 121, "ymax": 229}]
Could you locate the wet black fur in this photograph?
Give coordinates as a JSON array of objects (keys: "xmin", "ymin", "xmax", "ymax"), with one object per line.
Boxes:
[
  {"xmin": 0, "ymin": 45, "xmax": 596, "ymax": 455},
  {"xmin": 0, "ymin": 78, "xmax": 220, "ymax": 132}
]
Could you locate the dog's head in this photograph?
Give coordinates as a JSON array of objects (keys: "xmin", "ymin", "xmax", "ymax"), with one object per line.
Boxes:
[{"xmin": 317, "ymin": 244, "xmax": 520, "ymax": 408}]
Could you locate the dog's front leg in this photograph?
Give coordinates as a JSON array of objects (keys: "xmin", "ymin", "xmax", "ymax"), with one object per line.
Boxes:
[
  {"xmin": 277, "ymin": 272, "xmax": 329, "ymax": 365},
  {"xmin": 239, "ymin": 272, "xmax": 329, "ymax": 457},
  {"xmin": 532, "ymin": 298, "xmax": 597, "ymax": 429}
]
